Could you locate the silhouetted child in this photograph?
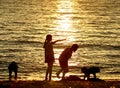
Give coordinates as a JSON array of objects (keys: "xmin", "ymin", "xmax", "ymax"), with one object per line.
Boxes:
[
  {"xmin": 8, "ymin": 62, "xmax": 18, "ymax": 81},
  {"xmin": 56, "ymin": 44, "xmax": 79, "ymax": 80},
  {"xmin": 43, "ymin": 34, "xmax": 65, "ymax": 81}
]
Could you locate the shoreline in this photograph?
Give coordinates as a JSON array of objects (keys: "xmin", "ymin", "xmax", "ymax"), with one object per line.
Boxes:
[{"xmin": 0, "ymin": 79, "xmax": 120, "ymax": 88}]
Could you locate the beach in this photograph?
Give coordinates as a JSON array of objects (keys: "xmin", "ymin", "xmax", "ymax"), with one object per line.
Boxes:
[
  {"xmin": 0, "ymin": 80, "xmax": 120, "ymax": 88},
  {"xmin": 0, "ymin": 0, "xmax": 120, "ymax": 81}
]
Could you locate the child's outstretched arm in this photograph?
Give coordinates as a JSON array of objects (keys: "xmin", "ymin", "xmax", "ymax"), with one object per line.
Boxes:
[{"xmin": 52, "ymin": 39, "xmax": 66, "ymax": 44}]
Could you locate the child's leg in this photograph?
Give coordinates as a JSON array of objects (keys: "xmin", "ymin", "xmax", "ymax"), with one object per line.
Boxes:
[
  {"xmin": 62, "ymin": 71, "xmax": 66, "ymax": 79},
  {"xmin": 45, "ymin": 68, "xmax": 49, "ymax": 81},
  {"xmin": 56, "ymin": 69, "xmax": 62, "ymax": 78},
  {"xmin": 62, "ymin": 67, "xmax": 68, "ymax": 80},
  {"xmin": 45, "ymin": 64, "xmax": 49, "ymax": 81},
  {"xmin": 48, "ymin": 62, "xmax": 53, "ymax": 81}
]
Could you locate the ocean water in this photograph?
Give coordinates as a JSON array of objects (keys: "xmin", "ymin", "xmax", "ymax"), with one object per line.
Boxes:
[{"xmin": 0, "ymin": 0, "xmax": 120, "ymax": 80}]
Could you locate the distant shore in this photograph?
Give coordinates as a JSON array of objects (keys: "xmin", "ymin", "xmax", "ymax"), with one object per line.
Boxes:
[{"xmin": 0, "ymin": 79, "xmax": 120, "ymax": 88}]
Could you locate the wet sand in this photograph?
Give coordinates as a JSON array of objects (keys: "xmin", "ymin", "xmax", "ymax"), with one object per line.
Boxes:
[{"xmin": 0, "ymin": 80, "xmax": 120, "ymax": 88}]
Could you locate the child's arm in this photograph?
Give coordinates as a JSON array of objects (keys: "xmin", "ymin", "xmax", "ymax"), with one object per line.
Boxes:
[{"xmin": 52, "ymin": 39, "xmax": 66, "ymax": 44}]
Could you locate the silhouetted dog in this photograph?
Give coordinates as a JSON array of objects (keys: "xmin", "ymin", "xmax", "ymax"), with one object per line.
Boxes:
[
  {"xmin": 8, "ymin": 62, "xmax": 18, "ymax": 80},
  {"xmin": 81, "ymin": 66, "xmax": 100, "ymax": 80}
]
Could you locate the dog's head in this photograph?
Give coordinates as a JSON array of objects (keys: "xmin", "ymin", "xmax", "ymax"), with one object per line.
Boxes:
[{"xmin": 81, "ymin": 67, "xmax": 88, "ymax": 73}]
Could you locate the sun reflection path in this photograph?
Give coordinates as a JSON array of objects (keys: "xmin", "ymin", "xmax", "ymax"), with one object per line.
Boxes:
[
  {"xmin": 54, "ymin": 0, "xmax": 77, "ymax": 44},
  {"xmin": 58, "ymin": 17, "xmax": 71, "ymax": 30},
  {"xmin": 56, "ymin": 0, "xmax": 74, "ymax": 30},
  {"xmin": 57, "ymin": 0, "xmax": 74, "ymax": 13},
  {"xmin": 53, "ymin": 0, "xmax": 79, "ymax": 60}
]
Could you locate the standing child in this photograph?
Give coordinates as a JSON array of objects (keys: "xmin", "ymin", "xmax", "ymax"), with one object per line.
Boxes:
[{"xmin": 43, "ymin": 34, "xmax": 65, "ymax": 81}]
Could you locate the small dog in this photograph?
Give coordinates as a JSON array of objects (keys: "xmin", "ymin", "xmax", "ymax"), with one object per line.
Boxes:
[{"xmin": 81, "ymin": 66, "xmax": 100, "ymax": 80}]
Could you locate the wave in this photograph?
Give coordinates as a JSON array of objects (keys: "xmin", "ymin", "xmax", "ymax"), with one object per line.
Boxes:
[
  {"xmin": 106, "ymin": 71, "xmax": 120, "ymax": 74},
  {"xmin": 106, "ymin": 55, "xmax": 120, "ymax": 58},
  {"xmin": 0, "ymin": 40, "xmax": 43, "ymax": 44},
  {"xmin": 80, "ymin": 44, "xmax": 120, "ymax": 50}
]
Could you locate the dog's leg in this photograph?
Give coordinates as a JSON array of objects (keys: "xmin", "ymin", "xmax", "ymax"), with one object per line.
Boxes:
[
  {"xmin": 84, "ymin": 74, "xmax": 86, "ymax": 80},
  {"xmin": 93, "ymin": 73, "xmax": 96, "ymax": 79},
  {"xmin": 87, "ymin": 74, "xmax": 90, "ymax": 80}
]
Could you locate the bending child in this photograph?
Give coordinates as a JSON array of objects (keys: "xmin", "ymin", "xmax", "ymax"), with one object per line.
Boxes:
[{"xmin": 56, "ymin": 44, "xmax": 78, "ymax": 80}]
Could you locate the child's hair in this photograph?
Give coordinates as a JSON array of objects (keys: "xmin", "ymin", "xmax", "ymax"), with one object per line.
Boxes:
[
  {"xmin": 43, "ymin": 34, "xmax": 52, "ymax": 48},
  {"xmin": 46, "ymin": 34, "xmax": 52, "ymax": 41}
]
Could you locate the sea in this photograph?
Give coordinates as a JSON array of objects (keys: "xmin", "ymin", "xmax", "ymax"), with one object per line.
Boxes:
[{"xmin": 0, "ymin": 0, "xmax": 120, "ymax": 81}]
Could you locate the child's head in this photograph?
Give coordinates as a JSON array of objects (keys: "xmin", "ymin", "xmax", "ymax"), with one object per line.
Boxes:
[
  {"xmin": 71, "ymin": 44, "xmax": 78, "ymax": 52},
  {"xmin": 46, "ymin": 34, "xmax": 52, "ymax": 41}
]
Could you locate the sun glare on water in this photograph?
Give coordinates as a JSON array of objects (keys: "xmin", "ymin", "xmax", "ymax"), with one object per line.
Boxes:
[
  {"xmin": 56, "ymin": 0, "xmax": 74, "ymax": 31},
  {"xmin": 58, "ymin": 17, "xmax": 71, "ymax": 30},
  {"xmin": 53, "ymin": 0, "xmax": 77, "ymax": 45}
]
